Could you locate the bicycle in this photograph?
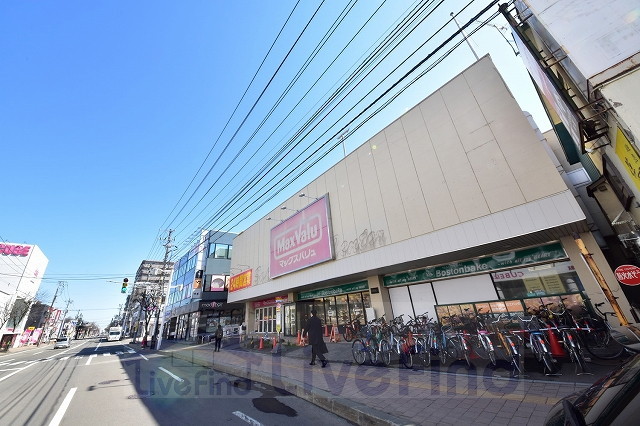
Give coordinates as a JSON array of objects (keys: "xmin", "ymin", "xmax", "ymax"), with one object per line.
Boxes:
[
  {"xmin": 342, "ymin": 315, "xmax": 362, "ymax": 343},
  {"xmin": 490, "ymin": 314, "xmax": 523, "ymax": 375},
  {"xmin": 578, "ymin": 300, "xmax": 627, "ymax": 360},
  {"xmin": 544, "ymin": 303, "xmax": 589, "ymax": 375},
  {"xmin": 351, "ymin": 319, "xmax": 380, "ymax": 365},
  {"xmin": 517, "ymin": 312, "xmax": 559, "ymax": 375},
  {"xmin": 379, "ymin": 315, "xmax": 413, "ymax": 368}
]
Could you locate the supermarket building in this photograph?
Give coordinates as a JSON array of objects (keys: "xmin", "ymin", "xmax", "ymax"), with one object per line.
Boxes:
[{"xmin": 227, "ymin": 56, "xmax": 634, "ymax": 336}]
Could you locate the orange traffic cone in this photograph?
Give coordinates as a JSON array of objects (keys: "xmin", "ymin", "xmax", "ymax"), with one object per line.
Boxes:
[
  {"xmin": 272, "ymin": 337, "xmax": 277, "ymax": 347},
  {"xmin": 324, "ymin": 325, "xmax": 329, "ymax": 337},
  {"xmin": 329, "ymin": 326, "xmax": 340, "ymax": 342},
  {"xmin": 258, "ymin": 336, "xmax": 264, "ymax": 350},
  {"xmin": 546, "ymin": 329, "xmax": 566, "ymax": 357},
  {"xmin": 296, "ymin": 330, "xmax": 301, "ymax": 345}
]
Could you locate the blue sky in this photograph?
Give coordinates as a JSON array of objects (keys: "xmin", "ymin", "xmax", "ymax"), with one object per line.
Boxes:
[{"xmin": 1, "ymin": 1, "xmax": 550, "ymax": 328}]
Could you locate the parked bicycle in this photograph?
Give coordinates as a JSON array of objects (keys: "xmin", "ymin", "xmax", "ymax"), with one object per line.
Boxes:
[
  {"xmin": 517, "ymin": 311, "xmax": 558, "ymax": 375},
  {"xmin": 342, "ymin": 315, "xmax": 362, "ymax": 343}
]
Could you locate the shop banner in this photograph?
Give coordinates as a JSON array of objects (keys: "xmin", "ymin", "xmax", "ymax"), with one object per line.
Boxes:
[
  {"xmin": 298, "ymin": 281, "xmax": 368, "ymax": 300},
  {"xmin": 270, "ymin": 194, "xmax": 334, "ymax": 278},
  {"xmin": 229, "ymin": 269, "xmax": 252, "ymax": 292},
  {"xmin": 384, "ymin": 242, "xmax": 567, "ymax": 287}
]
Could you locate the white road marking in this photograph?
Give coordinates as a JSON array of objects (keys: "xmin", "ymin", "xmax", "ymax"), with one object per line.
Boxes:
[
  {"xmin": 138, "ymin": 353, "xmax": 148, "ymax": 361},
  {"xmin": 7, "ymin": 361, "xmax": 26, "ymax": 366},
  {"xmin": 85, "ymin": 354, "xmax": 97, "ymax": 366},
  {"xmin": 48, "ymin": 387, "xmax": 77, "ymax": 426},
  {"xmin": 33, "ymin": 351, "xmax": 45, "ymax": 355},
  {"xmin": 0, "ymin": 361, "xmax": 36, "ymax": 383},
  {"xmin": 233, "ymin": 411, "xmax": 264, "ymax": 426},
  {"xmin": 60, "ymin": 356, "xmax": 70, "ymax": 361},
  {"xmin": 158, "ymin": 367, "xmax": 183, "ymax": 383},
  {"xmin": 0, "ymin": 359, "xmax": 16, "ymax": 365},
  {"xmin": 115, "ymin": 351, "xmax": 123, "ymax": 355},
  {"xmin": 94, "ymin": 341, "xmax": 101, "ymax": 352}
]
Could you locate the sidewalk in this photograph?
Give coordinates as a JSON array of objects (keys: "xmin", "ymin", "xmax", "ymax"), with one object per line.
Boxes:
[{"xmin": 156, "ymin": 337, "xmax": 599, "ymax": 426}]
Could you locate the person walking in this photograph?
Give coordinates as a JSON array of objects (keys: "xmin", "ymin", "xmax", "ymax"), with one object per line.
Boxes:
[
  {"xmin": 214, "ymin": 325, "xmax": 223, "ymax": 352},
  {"xmin": 304, "ymin": 309, "xmax": 328, "ymax": 367}
]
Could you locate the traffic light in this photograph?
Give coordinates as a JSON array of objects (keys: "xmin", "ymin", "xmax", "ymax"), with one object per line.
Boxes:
[{"xmin": 121, "ymin": 278, "xmax": 128, "ymax": 293}]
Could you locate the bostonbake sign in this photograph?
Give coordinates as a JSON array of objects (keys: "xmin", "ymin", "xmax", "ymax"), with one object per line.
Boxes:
[
  {"xmin": 0, "ymin": 243, "xmax": 32, "ymax": 256},
  {"xmin": 270, "ymin": 194, "xmax": 334, "ymax": 278}
]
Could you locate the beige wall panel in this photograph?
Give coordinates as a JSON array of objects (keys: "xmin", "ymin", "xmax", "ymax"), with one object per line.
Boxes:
[
  {"xmin": 467, "ymin": 139, "xmax": 526, "ymax": 212},
  {"xmin": 323, "ymin": 167, "xmax": 344, "ymax": 259},
  {"xmin": 345, "ymin": 149, "xmax": 373, "ymax": 255},
  {"xmin": 413, "ymin": 99, "xmax": 461, "ymax": 230},
  {"xmin": 335, "ymin": 160, "xmax": 357, "ymax": 257},
  {"xmin": 370, "ymin": 132, "xmax": 411, "ymax": 243},
  {"xmin": 386, "ymin": 119, "xmax": 432, "ymax": 237},
  {"xmin": 357, "ymin": 142, "xmax": 390, "ymax": 251},
  {"xmin": 424, "ymin": 101, "xmax": 491, "ymax": 222},
  {"xmin": 441, "ymin": 76, "xmax": 494, "ymax": 153}
]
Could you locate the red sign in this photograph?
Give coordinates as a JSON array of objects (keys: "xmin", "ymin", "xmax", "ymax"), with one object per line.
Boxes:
[
  {"xmin": 0, "ymin": 244, "xmax": 31, "ymax": 256},
  {"xmin": 614, "ymin": 264, "xmax": 640, "ymax": 286},
  {"xmin": 229, "ymin": 269, "xmax": 252, "ymax": 292}
]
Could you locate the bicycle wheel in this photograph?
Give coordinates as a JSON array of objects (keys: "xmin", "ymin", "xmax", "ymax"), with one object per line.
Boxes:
[
  {"xmin": 532, "ymin": 336, "xmax": 557, "ymax": 374},
  {"xmin": 566, "ymin": 331, "xmax": 588, "ymax": 373},
  {"xmin": 415, "ymin": 337, "xmax": 430, "ymax": 367},
  {"xmin": 399, "ymin": 339, "xmax": 414, "ymax": 369},
  {"xmin": 484, "ymin": 335, "xmax": 497, "ymax": 366},
  {"xmin": 471, "ymin": 335, "xmax": 489, "ymax": 360},
  {"xmin": 440, "ymin": 338, "xmax": 458, "ymax": 365},
  {"xmin": 366, "ymin": 337, "xmax": 378, "ymax": 365},
  {"xmin": 343, "ymin": 328, "xmax": 354, "ymax": 343},
  {"xmin": 505, "ymin": 336, "xmax": 521, "ymax": 373},
  {"xmin": 584, "ymin": 329, "xmax": 625, "ymax": 359},
  {"xmin": 379, "ymin": 339, "xmax": 391, "ymax": 366},
  {"xmin": 352, "ymin": 339, "xmax": 367, "ymax": 365}
]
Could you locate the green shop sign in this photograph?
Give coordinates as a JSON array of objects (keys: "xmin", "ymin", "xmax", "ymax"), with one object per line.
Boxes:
[
  {"xmin": 384, "ymin": 242, "xmax": 567, "ymax": 287},
  {"xmin": 298, "ymin": 281, "xmax": 369, "ymax": 300}
]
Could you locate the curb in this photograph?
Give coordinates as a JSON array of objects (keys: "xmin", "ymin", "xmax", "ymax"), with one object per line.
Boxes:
[{"xmin": 159, "ymin": 346, "xmax": 415, "ymax": 426}]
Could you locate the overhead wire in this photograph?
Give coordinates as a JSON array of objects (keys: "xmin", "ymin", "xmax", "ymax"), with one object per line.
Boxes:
[{"xmin": 167, "ymin": 2, "xmax": 502, "ymax": 263}]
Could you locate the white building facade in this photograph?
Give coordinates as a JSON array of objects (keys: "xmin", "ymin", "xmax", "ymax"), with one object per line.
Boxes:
[
  {"xmin": 228, "ymin": 57, "xmax": 634, "ymax": 337},
  {"xmin": 0, "ymin": 242, "xmax": 48, "ymax": 349}
]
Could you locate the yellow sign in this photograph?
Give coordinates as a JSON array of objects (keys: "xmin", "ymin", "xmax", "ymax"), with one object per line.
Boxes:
[
  {"xmin": 27, "ymin": 326, "xmax": 35, "ymax": 330},
  {"xmin": 615, "ymin": 127, "xmax": 640, "ymax": 191},
  {"xmin": 229, "ymin": 269, "xmax": 252, "ymax": 292},
  {"xmin": 276, "ymin": 325, "xmax": 281, "ymax": 333},
  {"xmin": 541, "ymin": 274, "xmax": 565, "ymax": 294}
]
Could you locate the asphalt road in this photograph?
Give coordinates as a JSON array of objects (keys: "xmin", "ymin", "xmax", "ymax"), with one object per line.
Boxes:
[{"xmin": 0, "ymin": 339, "xmax": 355, "ymax": 426}]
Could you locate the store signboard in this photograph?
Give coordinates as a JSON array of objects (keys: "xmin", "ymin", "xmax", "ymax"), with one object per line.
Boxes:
[
  {"xmin": 253, "ymin": 295, "xmax": 290, "ymax": 309},
  {"xmin": 384, "ymin": 243, "xmax": 567, "ymax": 287},
  {"xmin": 615, "ymin": 264, "xmax": 640, "ymax": 286},
  {"xmin": 270, "ymin": 194, "xmax": 334, "ymax": 278},
  {"xmin": 614, "ymin": 128, "xmax": 640, "ymax": 192},
  {"xmin": 298, "ymin": 281, "xmax": 368, "ymax": 300},
  {"xmin": 229, "ymin": 269, "xmax": 252, "ymax": 292}
]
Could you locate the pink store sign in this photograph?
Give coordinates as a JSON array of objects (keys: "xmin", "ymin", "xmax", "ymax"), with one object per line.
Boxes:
[{"xmin": 270, "ymin": 194, "xmax": 334, "ymax": 278}]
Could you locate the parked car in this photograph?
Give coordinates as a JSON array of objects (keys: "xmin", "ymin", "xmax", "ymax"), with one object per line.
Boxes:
[
  {"xmin": 53, "ymin": 337, "xmax": 71, "ymax": 349},
  {"xmin": 545, "ymin": 354, "xmax": 640, "ymax": 425}
]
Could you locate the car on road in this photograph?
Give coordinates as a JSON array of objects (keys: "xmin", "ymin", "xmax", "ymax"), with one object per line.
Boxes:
[
  {"xmin": 53, "ymin": 337, "xmax": 71, "ymax": 349},
  {"xmin": 545, "ymin": 354, "xmax": 640, "ymax": 425}
]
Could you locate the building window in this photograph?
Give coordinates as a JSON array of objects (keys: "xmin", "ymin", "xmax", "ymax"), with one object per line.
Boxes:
[{"xmin": 254, "ymin": 306, "xmax": 276, "ymax": 333}]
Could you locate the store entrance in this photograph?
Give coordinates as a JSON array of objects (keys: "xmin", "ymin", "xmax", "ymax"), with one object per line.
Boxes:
[{"xmin": 296, "ymin": 301, "xmax": 315, "ymax": 333}]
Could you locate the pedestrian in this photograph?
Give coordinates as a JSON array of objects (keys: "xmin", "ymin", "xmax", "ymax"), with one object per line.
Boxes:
[
  {"xmin": 214, "ymin": 324, "xmax": 223, "ymax": 352},
  {"xmin": 239, "ymin": 321, "xmax": 246, "ymax": 342},
  {"xmin": 304, "ymin": 309, "xmax": 328, "ymax": 367}
]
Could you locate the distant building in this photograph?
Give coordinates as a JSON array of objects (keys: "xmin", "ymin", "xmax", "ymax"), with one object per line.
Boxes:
[
  {"xmin": 162, "ymin": 230, "xmax": 243, "ymax": 341},
  {"xmin": 0, "ymin": 242, "xmax": 48, "ymax": 350}
]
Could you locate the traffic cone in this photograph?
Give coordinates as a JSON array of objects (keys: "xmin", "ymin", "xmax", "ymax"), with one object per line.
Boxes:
[
  {"xmin": 272, "ymin": 337, "xmax": 277, "ymax": 348},
  {"xmin": 546, "ymin": 329, "xmax": 566, "ymax": 357},
  {"xmin": 296, "ymin": 330, "xmax": 301, "ymax": 346},
  {"xmin": 330, "ymin": 326, "xmax": 340, "ymax": 342},
  {"xmin": 324, "ymin": 325, "xmax": 329, "ymax": 337},
  {"xmin": 258, "ymin": 336, "xmax": 264, "ymax": 350}
]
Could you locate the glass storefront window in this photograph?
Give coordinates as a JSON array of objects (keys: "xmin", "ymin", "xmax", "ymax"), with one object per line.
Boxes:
[
  {"xmin": 254, "ymin": 306, "xmax": 277, "ymax": 333},
  {"xmin": 314, "ymin": 300, "xmax": 326, "ymax": 324},
  {"xmin": 335, "ymin": 295, "xmax": 349, "ymax": 326},
  {"xmin": 325, "ymin": 297, "xmax": 337, "ymax": 326},
  {"xmin": 491, "ymin": 261, "xmax": 582, "ymax": 299}
]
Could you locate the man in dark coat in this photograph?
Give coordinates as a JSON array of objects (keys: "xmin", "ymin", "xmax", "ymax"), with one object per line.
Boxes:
[{"xmin": 304, "ymin": 309, "xmax": 328, "ymax": 367}]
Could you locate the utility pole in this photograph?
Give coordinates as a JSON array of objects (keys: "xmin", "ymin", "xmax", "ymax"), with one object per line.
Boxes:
[
  {"xmin": 57, "ymin": 299, "xmax": 72, "ymax": 338},
  {"xmin": 451, "ymin": 11, "xmax": 479, "ymax": 60},
  {"xmin": 37, "ymin": 281, "xmax": 65, "ymax": 346},
  {"xmin": 152, "ymin": 229, "xmax": 173, "ymax": 349}
]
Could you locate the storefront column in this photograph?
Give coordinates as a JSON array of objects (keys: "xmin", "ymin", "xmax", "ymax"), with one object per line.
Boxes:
[
  {"xmin": 561, "ymin": 233, "xmax": 634, "ymax": 324},
  {"xmin": 367, "ymin": 276, "xmax": 392, "ymax": 320}
]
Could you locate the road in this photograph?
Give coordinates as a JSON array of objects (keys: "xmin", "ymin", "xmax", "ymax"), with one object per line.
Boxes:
[{"xmin": 0, "ymin": 339, "xmax": 355, "ymax": 426}]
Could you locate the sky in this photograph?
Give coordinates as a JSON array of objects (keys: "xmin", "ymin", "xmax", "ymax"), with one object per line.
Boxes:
[{"xmin": 1, "ymin": 0, "xmax": 550, "ymax": 329}]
